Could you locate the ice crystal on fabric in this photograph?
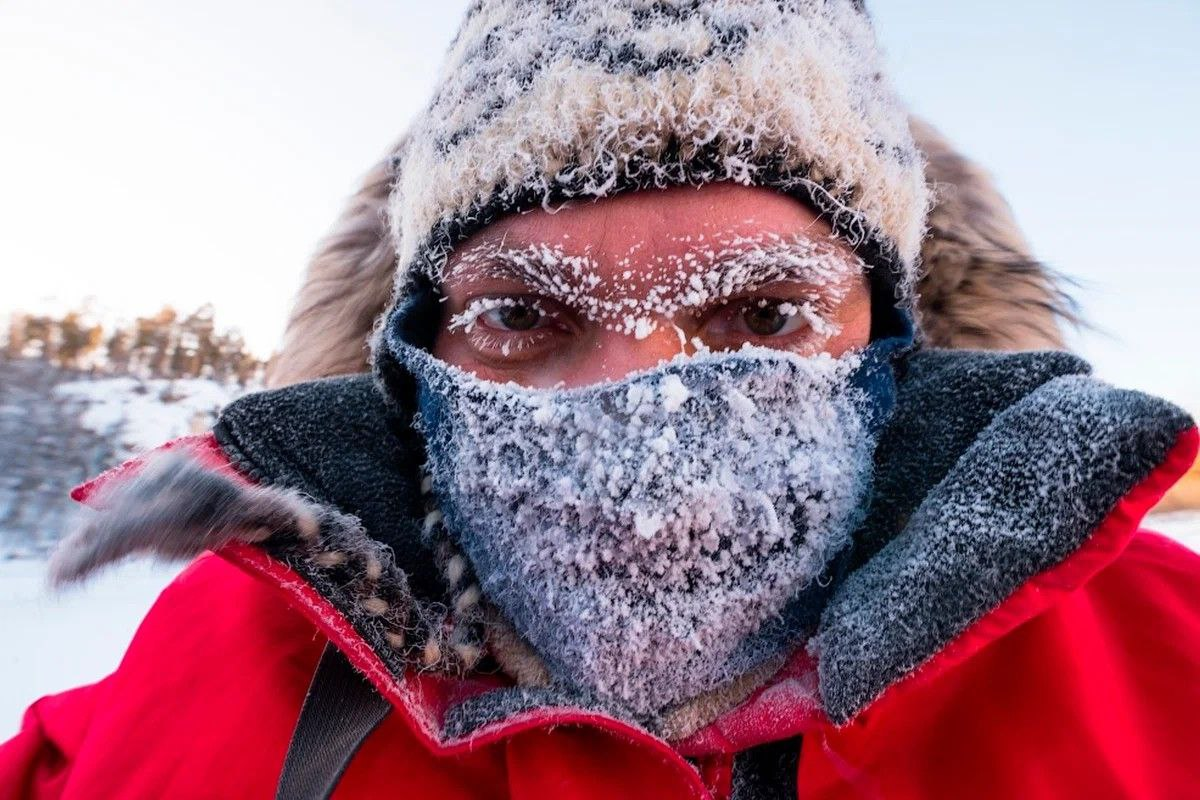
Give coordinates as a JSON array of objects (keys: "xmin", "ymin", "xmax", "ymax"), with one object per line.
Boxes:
[{"xmin": 402, "ymin": 343, "xmax": 877, "ymax": 716}]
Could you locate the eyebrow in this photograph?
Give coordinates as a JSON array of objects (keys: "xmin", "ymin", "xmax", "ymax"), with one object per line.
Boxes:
[
  {"xmin": 446, "ymin": 232, "xmax": 862, "ymax": 300},
  {"xmin": 446, "ymin": 239, "xmax": 600, "ymax": 291}
]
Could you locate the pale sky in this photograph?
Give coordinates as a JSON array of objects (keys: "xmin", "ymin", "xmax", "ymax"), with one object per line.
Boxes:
[{"xmin": 1, "ymin": 1, "xmax": 1197, "ymax": 411}]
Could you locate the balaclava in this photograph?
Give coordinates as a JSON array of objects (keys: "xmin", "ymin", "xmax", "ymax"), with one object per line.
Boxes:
[{"xmin": 373, "ymin": 0, "xmax": 929, "ymax": 723}]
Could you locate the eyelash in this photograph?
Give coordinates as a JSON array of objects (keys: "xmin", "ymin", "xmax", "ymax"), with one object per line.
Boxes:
[
  {"xmin": 450, "ymin": 296, "xmax": 554, "ymax": 333},
  {"xmin": 452, "ymin": 295, "xmax": 570, "ymax": 359},
  {"xmin": 453, "ymin": 292, "xmax": 835, "ymax": 359},
  {"xmin": 464, "ymin": 328, "xmax": 556, "ymax": 357},
  {"xmin": 700, "ymin": 294, "xmax": 829, "ymax": 331}
]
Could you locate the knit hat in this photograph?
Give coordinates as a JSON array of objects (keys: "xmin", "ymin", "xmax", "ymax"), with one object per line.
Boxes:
[{"xmin": 382, "ymin": 0, "xmax": 929, "ymax": 335}]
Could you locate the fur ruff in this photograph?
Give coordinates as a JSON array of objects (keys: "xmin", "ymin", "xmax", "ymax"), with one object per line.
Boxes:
[
  {"xmin": 50, "ymin": 453, "xmax": 482, "ymax": 677},
  {"xmin": 913, "ymin": 120, "xmax": 1077, "ymax": 350},
  {"xmin": 50, "ymin": 454, "xmax": 316, "ymax": 586}
]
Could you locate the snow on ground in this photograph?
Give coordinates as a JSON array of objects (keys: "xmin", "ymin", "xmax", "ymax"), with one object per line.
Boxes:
[
  {"xmin": 54, "ymin": 377, "xmax": 239, "ymax": 456},
  {"xmin": 0, "ymin": 558, "xmax": 182, "ymax": 740},
  {"xmin": 1146, "ymin": 510, "xmax": 1200, "ymax": 553},
  {"xmin": 2, "ymin": 512, "xmax": 1198, "ymax": 741}
]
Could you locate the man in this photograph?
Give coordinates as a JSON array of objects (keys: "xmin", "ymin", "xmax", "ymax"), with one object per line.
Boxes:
[{"xmin": 4, "ymin": 2, "xmax": 1198, "ymax": 798}]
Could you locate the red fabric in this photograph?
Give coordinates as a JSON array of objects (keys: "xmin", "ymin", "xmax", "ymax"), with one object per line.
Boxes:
[
  {"xmin": 796, "ymin": 530, "xmax": 1200, "ymax": 799},
  {"xmin": 3, "ymin": 428, "xmax": 1198, "ymax": 799}
]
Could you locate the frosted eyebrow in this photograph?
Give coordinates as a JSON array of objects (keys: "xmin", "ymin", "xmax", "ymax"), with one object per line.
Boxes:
[{"xmin": 447, "ymin": 239, "xmax": 602, "ymax": 292}]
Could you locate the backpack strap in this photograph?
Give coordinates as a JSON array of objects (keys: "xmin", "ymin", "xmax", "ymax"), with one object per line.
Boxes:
[{"xmin": 276, "ymin": 644, "xmax": 391, "ymax": 800}]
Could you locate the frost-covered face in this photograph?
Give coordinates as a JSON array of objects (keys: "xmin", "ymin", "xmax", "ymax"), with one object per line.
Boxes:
[
  {"xmin": 402, "ymin": 181, "xmax": 894, "ymax": 718},
  {"xmin": 402, "ymin": 340, "xmax": 892, "ymax": 717},
  {"xmin": 433, "ymin": 182, "xmax": 872, "ymax": 387}
]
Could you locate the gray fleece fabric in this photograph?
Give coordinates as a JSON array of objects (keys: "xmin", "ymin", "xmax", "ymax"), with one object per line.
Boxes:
[
  {"xmin": 213, "ymin": 375, "xmax": 446, "ymax": 604},
  {"xmin": 814, "ymin": 350, "xmax": 1193, "ymax": 723}
]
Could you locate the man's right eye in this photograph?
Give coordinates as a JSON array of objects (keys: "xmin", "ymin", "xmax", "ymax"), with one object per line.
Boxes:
[{"xmin": 480, "ymin": 300, "xmax": 544, "ymax": 331}]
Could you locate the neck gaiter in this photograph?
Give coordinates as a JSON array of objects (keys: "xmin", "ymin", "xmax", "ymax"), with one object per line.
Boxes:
[{"xmin": 396, "ymin": 339, "xmax": 899, "ymax": 718}]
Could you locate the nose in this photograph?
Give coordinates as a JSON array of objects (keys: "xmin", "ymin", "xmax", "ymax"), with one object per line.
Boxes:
[{"xmin": 563, "ymin": 320, "xmax": 690, "ymax": 387}]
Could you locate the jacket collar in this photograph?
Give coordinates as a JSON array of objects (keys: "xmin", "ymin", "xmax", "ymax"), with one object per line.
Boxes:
[{"xmin": 59, "ymin": 349, "xmax": 1197, "ymax": 752}]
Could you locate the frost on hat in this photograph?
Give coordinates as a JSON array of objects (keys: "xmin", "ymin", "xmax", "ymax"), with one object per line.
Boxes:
[{"xmin": 387, "ymin": 0, "xmax": 929, "ymax": 304}]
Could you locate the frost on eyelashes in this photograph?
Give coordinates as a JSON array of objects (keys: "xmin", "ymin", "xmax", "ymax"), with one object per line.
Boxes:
[
  {"xmin": 403, "ymin": 343, "xmax": 878, "ymax": 716},
  {"xmin": 442, "ymin": 231, "xmax": 860, "ymax": 342},
  {"xmin": 446, "ymin": 296, "xmax": 551, "ymax": 334}
]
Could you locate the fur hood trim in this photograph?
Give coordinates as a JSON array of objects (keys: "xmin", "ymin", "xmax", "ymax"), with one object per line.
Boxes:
[{"xmin": 913, "ymin": 120, "xmax": 1076, "ymax": 350}]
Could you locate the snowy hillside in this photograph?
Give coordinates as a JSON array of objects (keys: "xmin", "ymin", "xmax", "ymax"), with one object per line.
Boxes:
[
  {"xmin": 1147, "ymin": 511, "xmax": 1200, "ymax": 553},
  {"xmin": 0, "ymin": 357, "xmax": 243, "ymax": 557},
  {"xmin": 55, "ymin": 376, "xmax": 235, "ymax": 456}
]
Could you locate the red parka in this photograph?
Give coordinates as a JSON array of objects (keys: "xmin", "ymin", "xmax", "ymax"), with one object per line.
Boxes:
[{"xmin": 3, "ymin": 349, "xmax": 1199, "ymax": 799}]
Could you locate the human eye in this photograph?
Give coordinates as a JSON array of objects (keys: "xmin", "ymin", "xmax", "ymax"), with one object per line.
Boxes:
[
  {"xmin": 696, "ymin": 293, "xmax": 837, "ymax": 353},
  {"xmin": 737, "ymin": 299, "xmax": 809, "ymax": 337},
  {"xmin": 702, "ymin": 297, "xmax": 812, "ymax": 340},
  {"xmin": 470, "ymin": 297, "xmax": 551, "ymax": 332},
  {"xmin": 448, "ymin": 295, "xmax": 555, "ymax": 334},
  {"xmin": 447, "ymin": 295, "xmax": 573, "ymax": 361}
]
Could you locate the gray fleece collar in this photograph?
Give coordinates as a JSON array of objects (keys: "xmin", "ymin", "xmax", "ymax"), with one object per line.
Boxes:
[{"xmin": 814, "ymin": 350, "xmax": 1193, "ymax": 722}]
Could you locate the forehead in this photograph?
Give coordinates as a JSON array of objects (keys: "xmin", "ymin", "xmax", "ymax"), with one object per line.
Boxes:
[{"xmin": 442, "ymin": 183, "xmax": 857, "ymax": 290}]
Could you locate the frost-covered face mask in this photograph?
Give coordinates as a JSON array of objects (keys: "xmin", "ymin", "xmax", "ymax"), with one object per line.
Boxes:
[{"xmin": 396, "ymin": 338, "xmax": 899, "ymax": 718}]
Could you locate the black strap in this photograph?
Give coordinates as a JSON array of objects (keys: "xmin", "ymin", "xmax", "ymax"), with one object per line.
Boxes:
[
  {"xmin": 729, "ymin": 736, "xmax": 803, "ymax": 800},
  {"xmin": 276, "ymin": 644, "xmax": 392, "ymax": 800}
]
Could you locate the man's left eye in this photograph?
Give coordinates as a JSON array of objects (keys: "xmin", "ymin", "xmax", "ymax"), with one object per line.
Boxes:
[{"xmin": 740, "ymin": 300, "xmax": 805, "ymax": 336}]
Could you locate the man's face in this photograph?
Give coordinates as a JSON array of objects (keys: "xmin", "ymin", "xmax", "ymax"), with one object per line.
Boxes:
[{"xmin": 434, "ymin": 181, "xmax": 871, "ymax": 388}]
